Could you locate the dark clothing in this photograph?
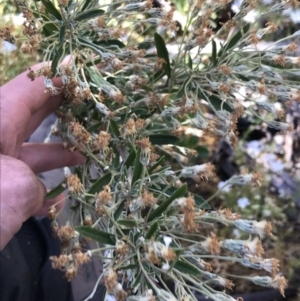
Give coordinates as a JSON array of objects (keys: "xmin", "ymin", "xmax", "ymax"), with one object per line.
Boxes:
[{"xmin": 0, "ymin": 218, "xmax": 72, "ymax": 301}]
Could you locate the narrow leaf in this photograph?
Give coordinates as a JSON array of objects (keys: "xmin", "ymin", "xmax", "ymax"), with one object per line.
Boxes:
[
  {"xmin": 74, "ymin": 8, "xmax": 104, "ymax": 21},
  {"xmin": 41, "ymin": 0, "xmax": 62, "ymax": 20},
  {"xmin": 125, "ymin": 150, "xmax": 136, "ymax": 169},
  {"xmin": 194, "ymin": 194, "xmax": 210, "ymax": 209},
  {"xmin": 110, "ymin": 119, "xmax": 121, "ymax": 137},
  {"xmin": 132, "ymin": 149, "xmax": 143, "ymax": 185},
  {"xmin": 145, "ymin": 221, "xmax": 158, "ymax": 239},
  {"xmin": 51, "ymin": 44, "xmax": 64, "ymax": 77},
  {"xmin": 78, "ymin": 37, "xmax": 108, "ymax": 58},
  {"xmin": 197, "ymin": 90, "xmax": 231, "ymax": 112},
  {"xmin": 148, "ymin": 156, "xmax": 165, "ymax": 174},
  {"xmin": 80, "ymin": 0, "xmax": 92, "ymax": 12},
  {"xmin": 87, "ymin": 121, "xmax": 102, "ymax": 133},
  {"xmin": 226, "ymin": 23, "xmax": 251, "ymax": 50},
  {"xmin": 113, "ymin": 200, "xmax": 125, "ymax": 223},
  {"xmin": 148, "ymin": 184, "xmax": 187, "ymax": 222},
  {"xmin": 117, "ymin": 264, "xmax": 137, "ymax": 271},
  {"xmin": 177, "ymin": 78, "xmax": 189, "ymax": 98},
  {"xmin": 76, "ymin": 226, "xmax": 116, "ymax": 245},
  {"xmin": 154, "ymin": 32, "xmax": 171, "ymax": 78},
  {"xmin": 211, "ymin": 39, "xmax": 217, "ymax": 66},
  {"xmin": 45, "ymin": 183, "xmax": 65, "ymax": 200},
  {"xmin": 95, "ymin": 40, "xmax": 126, "ymax": 48},
  {"xmin": 118, "ymin": 220, "xmax": 137, "ymax": 227},
  {"xmin": 32, "ymin": 11, "xmax": 58, "ymax": 37},
  {"xmin": 188, "ymin": 54, "xmax": 193, "ymax": 70},
  {"xmin": 149, "ymin": 134, "xmax": 179, "ymax": 145},
  {"xmin": 87, "ymin": 173, "xmax": 112, "ymax": 199},
  {"xmin": 174, "ymin": 260, "xmax": 200, "ymax": 275},
  {"xmin": 59, "ymin": 24, "xmax": 66, "ymax": 44}
]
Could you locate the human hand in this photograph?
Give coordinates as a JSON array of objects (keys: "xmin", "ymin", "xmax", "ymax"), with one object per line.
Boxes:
[{"xmin": 0, "ymin": 64, "xmax": 84, "ymax": 250}]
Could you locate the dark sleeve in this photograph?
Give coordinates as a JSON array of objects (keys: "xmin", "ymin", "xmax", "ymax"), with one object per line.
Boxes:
[{"xmin": 0, "ymin": 218, "xmax": 73, "ymax": 301}]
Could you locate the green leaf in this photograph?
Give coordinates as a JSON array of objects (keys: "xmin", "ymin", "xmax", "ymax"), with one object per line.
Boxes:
[
  {"xmin": 110, "ymin": 119, "xmax": 121, "ymax": 137},
  {"xmin": 80, "ymin": 0, "xmax": 92, "ymax": 12},
  {"xmin": 118, "ymin": 220, "xmax": 137, "ymax": 227},
  {"xmin": 87, "ymin": 121, "xmax": 102, "ymax": 133},
  {"xmin": 125, "ymin": 150, "xmax": 136, "ymax": 169},
  {"xmin": 177, "ymin": 78, "xmax": 189, "ymax": 98},
  {"xmin": 113, "ymin": 200, "xmax": 125, "ymax": 223},
  {"xmin": 32, "ymin": 11, "xmax": 58, "ymax": 37},
  {"xmin": 95, "ymin": 40, "xmax": 126, "ymax": 48},
  {"xmin": 151, "ymin": 184, "xmax": 210, "ymax": 209},
  {"xmin": 132, "ymin": 149, "xmax": 143, "ymax": 185},
  {"xmin": 149, "ymin": 134, "xmax": 179, "ymax": 145},
  {"xmin": 148, "ymin": 184, "xmax": 187, "ymax": 222},
  {"xmin": 78, "ymin": 37, "xmax": 108, "ymax": 58},
  {"xmin": 87, "ymin": 173, "xmax": 112, "ymax": 200},
  {"xmin": 45, "ymin": 183, "xmax": 65, "ymax": 200},
  {"xmin": 74, "ymin": 8, "xmax": 104, "ymax": 21},
  {"xmin": 41, "ymin": 0, "xmax": 62, "ymax": 20},
  {"xmin": 131, "ymin": 270, "xmax": 142, "ymax": 289},
  {"xmin": 197, "ymin": 90, "xmax": 232, "ymax": 112},
  {"xmin": 209, "ymin": 94, "xmax": 232, "ymax": 112},
  {"xmin": 76, "ymin": 226, "xmax": 116, "ymax": 245},
  {"xmin": 59, "ymin": 24, "xmax": 66, "ymax": 44},
  {"xmin": 70, "ymin": 204, "xmax": 80, "ymax": 211},
  {"xmin": 129, "ymin": 230, "xmax": 134, "ymax": 244},
  {"xmin": 134, "ymin": 232, "xmax": 141, "ymax": 243},
  {"xmin": 74, "ymin": 167, "xmax": 83, "ymax": 182},
  {"xmin": 51, "ymin": 44, "xmax": 64, "ymax": 77},
  {"xmin": 117, "ymin": 264, "xmax": 137, "ymax": 271},
  {"xmin": 154, "ymin": 32, "xmax": 171, "ymax": 78},
  {"xmin": 225, "ymin": 23, "xmax": 251, "ymax": 51},
  {"xmin": 194, "ymin": 194, "xmax": 210, "ymax": 209},
  {"xmin": 188, "ymin": 54, "xmax": 193, "ymax": 70},
  {"xmin": 148, "ymin": 156, "xmax": 165, "ymax": 174},
  {"xmin": 145, "ymin": 221, "xmax": 158, "ymax": 239},
  {"xmin": 211, "ymin": 39, "xmax": 217, "ymax": 66},
  {"xmin": 174, "ymin": 260, "xmax": 200, "ymax": 275}
]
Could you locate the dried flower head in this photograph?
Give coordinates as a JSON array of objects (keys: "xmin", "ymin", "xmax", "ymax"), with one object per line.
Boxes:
[
  {"xmin": 104, "ymin": 268, "xmax": 117, "ymax": 293},
  {"xmin": 92, "ymin": 131, "xmax": 111, "ymax": 150},
  {"xmin": 66, "ymin": 174, "xmax": 83, "ymax": 194},
  {"xmin": 200, "ymin": 233, "xmax": 221, "ymax": 254},
  {"xmin": 136, "ymin": 137, "xmax": 152, "ymax": 166},
  {"xmin": 69, "ymin": 122, "xmax": 91, "ymax": 145}
]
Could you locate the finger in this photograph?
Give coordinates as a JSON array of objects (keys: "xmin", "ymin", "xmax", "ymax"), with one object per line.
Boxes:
[
  {"xmin": 35, "ymin": 192, "xmax": 66, "ymax": 216},
  {"xmin": 18, "ymin": 143, "xmax": 85, "ymax": 174},
  {"xmin": 0, "ymin": 155, "xmax": 47, "ymax": 250},
  {"xmin": 0, "ymin": 67, "xmax": 64, "ymax": 155},
  {"xmin": 23, "ymin": 95, "xmax": 62, "ymax": 140},
  {"xmin": 1, "ymin": 63, "xmax": 64, "ymax": 118}
]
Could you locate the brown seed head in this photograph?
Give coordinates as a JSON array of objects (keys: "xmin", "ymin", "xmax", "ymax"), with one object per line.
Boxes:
[
  {"xmin": 104, "ymin": 268, "xmax": 117, "ymax": 292},
  {"xmin": 67, "ymin": 174, "xmax": 83, "ymax": 194},
  {"xmin": 69, "ymin": 122, "xmax": 91, "ymax": 145}
]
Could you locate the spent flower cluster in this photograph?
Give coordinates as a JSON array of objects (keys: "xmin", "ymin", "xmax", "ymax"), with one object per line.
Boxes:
[{"xmin": 6, "ymin": 0, "xmax": 300, "ymax": 299}]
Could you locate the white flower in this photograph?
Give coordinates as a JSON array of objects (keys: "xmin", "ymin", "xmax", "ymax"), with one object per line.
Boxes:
[
  {"xmin": 161, "ymin": 107, "xmax": 181, "ymax": 117},
  {"xmin": 245, "ymin": 140, "xmax": 262, "ymax": 158},
  {"xmin": 261, "ymin": 153, "xmax": 284, "ymax": 173},
  {"xmin": 162, "ymin": 262, "xmax": 170, "ymax": 270},
  {"xmin": 163, "ymin": 236, "xmax": 172, "ymax": 248},
  {"xmin": 218, "ymin": 181, "xmax": 231, "ymax": 192},
  {"xmin": 234, "ymin": 219, "xmax": 272, "ymax": 238},
  {"xmin": 237, "ymin": 197, "xmax": 250, "ymax": 209},
  {"xmin": 95, "ymin": 102, "xmax": 111, "ymax": 116},
  {"xmin": 106, "ymin": 295, "xmax": 116, "ymax": 301},
  {"xmin": 64, "ymin": 167, "xmax": 71, "ymax": 177}
]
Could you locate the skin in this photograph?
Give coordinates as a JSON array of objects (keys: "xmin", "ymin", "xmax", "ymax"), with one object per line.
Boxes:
[{"xmin": 0, "ymin": 63, "xmax": 84, "ymax": 250}]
